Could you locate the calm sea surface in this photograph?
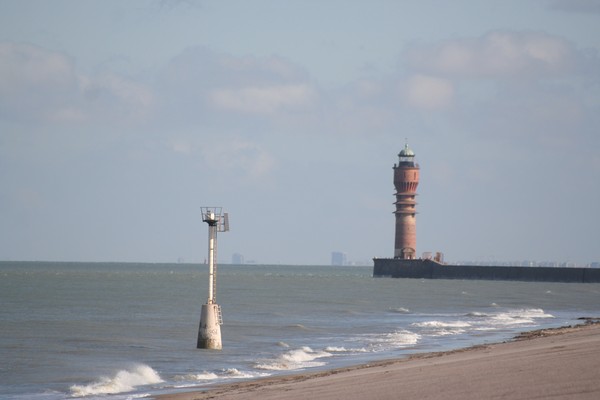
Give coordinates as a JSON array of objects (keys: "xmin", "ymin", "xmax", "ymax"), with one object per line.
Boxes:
[{"xmin": 1, "ymin": 262, "xmax": 599, "ymax": 399}]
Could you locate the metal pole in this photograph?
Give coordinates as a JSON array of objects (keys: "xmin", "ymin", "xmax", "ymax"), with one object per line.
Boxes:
[
  {"xmin": 213, "ymin": 227, "xmax": 218, "ymax": 303},
  {"xmin": 207, "ymin": 224, "xmax": 215, "ymax": 304}
]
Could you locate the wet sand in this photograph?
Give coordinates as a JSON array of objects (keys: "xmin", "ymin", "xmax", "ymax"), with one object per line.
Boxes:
[{"xmin": 156, "ymin": 320, "xmax": 600, "ymax": 400}]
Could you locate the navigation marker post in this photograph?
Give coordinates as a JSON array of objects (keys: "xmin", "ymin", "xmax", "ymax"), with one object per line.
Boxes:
[{"xmin": 197, "ymin": 207, "xmax": 229, "ymax": 350}]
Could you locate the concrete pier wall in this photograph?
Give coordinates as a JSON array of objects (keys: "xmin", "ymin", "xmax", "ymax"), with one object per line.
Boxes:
[{"xmin": 373, "ymin": 258, "xmax": 600, "ymax": 283}]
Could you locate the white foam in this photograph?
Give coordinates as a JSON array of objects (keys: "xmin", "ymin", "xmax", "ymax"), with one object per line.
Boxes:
[
  {"xmin": 288, "ymin": 324, "xmax": 310, "ymax": 330},
  {"xmin": 432, "ymin": 328, "xmax": 466, "ymax": 336},
  {"xmin": 389, "ymin": 307, "xmax": 410, "ymax": 313},
  {"xmin": 388, "ymin": 330, "xmax": 421, "ymax": 345},
  {"xmin": 364, "ymin": 329, "xmax": 421, "ymax": 351},
  {"xmin": 174, "ymin": 368, "xmax": 269, "ymax": 384},
  {"xmin": 324, "ymin": 346, "xmax": 348, "ymax": 352},
  {"xmin": 70, "ymin": 364, "xmax": 163, "ymax": 397},
  {"xmin": 466, "ymin": 311, "xmax": 489, "ymax": 318},
  {"xmin": 412, "ymin": 321, "xmax": 471, "ymax": 329},
  {"xmin": 255, "ymin": 346, "xmax": 332, "ymax": 371},
  {"xmin": 176, "ymin": 371, "xmax": 219, "ymax": 381},
  {"xmin": 223, "ymin": 368, "xmax": 269, "ymax": 379},
  {"xmin": 409, "ymin": 308, "xmax": 555, "ymax": 338},
  {"xmin": 411, "ymin": 321, "xmax": 470, "ymax": 337},
  {"xmin": 519, "ymin": 308, "xmax": 554, "ymax": 319},
  {"xmin": 473, "ymin": 326, "xmax": 496, "ymax": 331},
  {"xmin": 488, "ymin": 308, "xmax": 554, "ymax": 326},
  {"xmin": 325, "ymin": 345, "xmax": 369, "ymax": 353}
]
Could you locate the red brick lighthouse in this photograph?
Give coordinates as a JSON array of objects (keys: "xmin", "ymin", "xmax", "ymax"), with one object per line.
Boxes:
[{"xmin": 393, "ymin": 143, "xmax": 419, "ymax": 259}]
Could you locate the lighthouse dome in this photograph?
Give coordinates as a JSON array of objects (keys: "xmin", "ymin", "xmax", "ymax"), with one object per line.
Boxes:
[{"xmin": 398, "ymin": 143, "xmax": 414, "ymax": 157}]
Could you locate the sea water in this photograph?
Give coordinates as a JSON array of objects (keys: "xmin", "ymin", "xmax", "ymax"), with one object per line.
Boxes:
[{"xmin": 1, "ymin": 262, "xmax": 599, "ymax": 399}]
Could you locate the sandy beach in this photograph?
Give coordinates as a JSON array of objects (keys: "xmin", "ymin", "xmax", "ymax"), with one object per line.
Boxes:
[{"xmin": 156, "ymin": 320, "xmax": 600, "ymax": 400}]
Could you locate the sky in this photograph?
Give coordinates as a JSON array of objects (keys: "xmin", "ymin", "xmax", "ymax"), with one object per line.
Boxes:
[{"xmin": 1, "ymin": 0, "xmax": 599, "ymax": 266}]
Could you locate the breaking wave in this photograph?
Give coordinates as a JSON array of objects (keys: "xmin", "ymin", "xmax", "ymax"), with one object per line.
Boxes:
[
  {"xmin": 175, "ymin": 371, "xmax": 219, "ymax": 381},
  {"xmin": 70, "ymin": 364, "xmax": 163, "ymax": 397},
  {"xmin": 487, "ymin": 308, "xmax": 554, "ymax": 326},
  {"xmin": 411, "ymin": 320, "xmax": 471, "ymax": 336},
  {"xmin": 174, "ymin": 368, "xmax": 264, "ymax": 382},
  {"xmin": 389, "ymin": 307, "xmax": 410, "ymax": 314},
  {"xmin": 324, "ymin": 346, "xmax": 368, "ymax": 353},
  {"xmin": 172, "ymin": 368, "xmax": 269, "ymax": 389},
  {"xmin": 362, "ymin": 329, "xmax": 421, "ymax": 351},
  {"xmin": 410, "ymin": 308, "xmax": 555, "ymax": 337},
  {"xmin": 412, "ymin": 321, "xmax": 471, "ymax": 328},
  {"xmin": 255, "ymin": 346, "xmax": 332, "ymax": 371}
]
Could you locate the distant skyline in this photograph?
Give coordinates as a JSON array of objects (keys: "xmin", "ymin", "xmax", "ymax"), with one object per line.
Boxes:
[{"xmin": 1, "ymin": 1, "xmax": 599, "ymax": 265}]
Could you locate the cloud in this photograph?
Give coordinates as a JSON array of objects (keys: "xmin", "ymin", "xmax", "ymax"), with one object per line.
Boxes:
[
  {"xmin": 170, "ymin": 139, "xmax": 192, "ymax": 155},
  {"xmin": 0, "ymin": 43, "xmax": 74, "ymax": 87},
  {"xmin": 158, "ymin": 46, "xmax": 317, "ymax": 121},
  {"xmin": 210, "ymin": 84, "xmax": 316, "ymax": 114},
  {"xmin": 394, "ymin": 30, "xmax": 600, "ymax": 150},
  {"xmin": 80, "ymin": 72, "xmax": 155, "ymax": 122},
  {"xmin": 0, "ymin": 42, "xmax": 78, "ymax": 121},
  {"xmin": 403, "ymin": 74, "xmax": 454, "ymax": 109},
  {"xmin": 405, "ymin": 31, "xmax": 576, "ymax": 79},
  {"xmin": 201, "ymin": 139, "xmax": 276, "ymax": 181},
  {"xmin": 0, "ymin": 42, "xmax": 155, "ymax": 125},
  {"xmin": 159, "ymin": 46, "xmax": 309, "ymax": 92}
]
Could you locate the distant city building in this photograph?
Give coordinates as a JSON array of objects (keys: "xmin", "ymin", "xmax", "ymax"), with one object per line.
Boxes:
[
  {"xmin": 539, "ymin": 261, "xmax": 559, "ymax": 268},
  {"xmin": 331, "ymin": 252, "xmax": 347, "ymax": 266},
  {"xmin": 232, "ymin": 253, "xmax": 244, "ymax": 265},
  {"xmin": 560, "ymin": 261, "xmax": 577, "ymax": 268}
]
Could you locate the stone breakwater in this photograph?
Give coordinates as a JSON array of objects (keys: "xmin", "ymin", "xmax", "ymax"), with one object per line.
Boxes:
[{"xmin": 373, "ymin": 258, "xmax": 600, "ymax": 283}]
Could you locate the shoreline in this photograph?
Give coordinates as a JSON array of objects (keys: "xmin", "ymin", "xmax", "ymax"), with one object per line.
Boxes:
[{"xmin": 155, "ymin": 319, "xmax": 600, "ymax": 400}]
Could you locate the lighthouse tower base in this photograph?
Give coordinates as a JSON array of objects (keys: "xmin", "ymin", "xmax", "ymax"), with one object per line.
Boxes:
[{"xmin": 197, "ymin": 303, "xmax": 222, "ymax": 350}]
